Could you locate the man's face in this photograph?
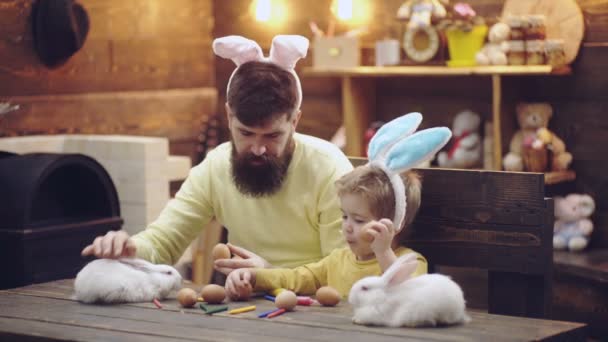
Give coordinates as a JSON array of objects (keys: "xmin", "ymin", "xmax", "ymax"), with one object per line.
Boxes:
[{"xmin": 227, "ymin": 106, "xmax": 301, "ymax": 197}]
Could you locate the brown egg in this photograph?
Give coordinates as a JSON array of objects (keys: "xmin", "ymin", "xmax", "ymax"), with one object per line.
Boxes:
[
  {"xmin": 200, "ymin": 284, "xmax": 226, "ymax": 304},
  {"xmin": 274, "ymin": 290, "xmax": 297, "ymax": 310},
  {"xmin": 177, "ymin": 288, "xmax": 198, "ymax": 308},
  {"xmin": 316, "ymin": 286, "xmax": 341, "ymax": 306},
  {"xmin": 212, "ymin": 243, "xmax": 231, "ymax": 260},
  {"xmin": 359, "ymin": 221, "xmax": 377, "ymax": 243}
]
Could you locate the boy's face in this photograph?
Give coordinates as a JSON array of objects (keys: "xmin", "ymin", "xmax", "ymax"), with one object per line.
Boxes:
[{"xmin": 340, "ymin": 193, "xmax": 376, "ymax": 261}]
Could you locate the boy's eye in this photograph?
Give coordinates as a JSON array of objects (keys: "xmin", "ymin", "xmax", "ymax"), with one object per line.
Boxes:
[
  {"xmin": 354, "ymin": 219, "xmax": 365, "ymax": 224},
  {"xmin": 240, "ymin": 131, "xmax": 253, "ymax": 136}
]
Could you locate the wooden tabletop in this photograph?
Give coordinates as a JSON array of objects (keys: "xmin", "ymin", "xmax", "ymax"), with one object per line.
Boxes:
[{"xmin": 0, "ymin": 279, "xmax": 587, "ymax": 342}]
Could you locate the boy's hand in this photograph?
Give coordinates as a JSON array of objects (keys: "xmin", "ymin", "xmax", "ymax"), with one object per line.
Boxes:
[
  {"xmin": 225, "ymin": 268, "xmax": 256, "ymax": 301},
  {"xmin": 365, "ymin": 219, "xmax": 396, "ymax": 255},
  {"xmin": 214, "ymin": 243, "xmax": 271, "ymax": 275},
  {"xmin": 81, "ymin": 230, "xmax": 137, "ymax": 259}
]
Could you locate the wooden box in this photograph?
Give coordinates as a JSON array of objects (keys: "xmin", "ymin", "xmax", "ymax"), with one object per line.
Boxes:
[{"xmin": 313, "ymin": 36, "xmax": 360, "ymax": 69}]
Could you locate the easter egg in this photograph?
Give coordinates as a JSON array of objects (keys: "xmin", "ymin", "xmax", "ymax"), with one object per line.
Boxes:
[
  {"xmin": 200, "ymin": 284, "xmax": 226, "ymax": 304},
  {"xmin": 316, "ymin": 286, "xmax": 340, "ymax": 306},
  {"xmin": 274, "ymin": 290, "xmax": 297, "ymax": 310},
  {"xmin": 212, "ymin": 243, "xmax": 231, "ymax": 260},
  {"xmin": 359, "ymin": 221, "xmax": 377, "ymax": 243},
  {"xmin": 177, "ymin": 288, "xmax": 198, "ymax": 308}
]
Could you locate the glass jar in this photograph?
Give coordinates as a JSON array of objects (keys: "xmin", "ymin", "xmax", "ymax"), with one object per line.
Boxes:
[
  {"xmin": 526, "ymin": 15, "xmax": 547, "ymax": 40},
  {"xmin": 526, "ymin": 40, "xmax": 545, "ymax": 65},
  {"xmin": 507, "ymin": 15, "xmax": 527, "ymax": 41},
  {"xmin": 545, "ymin": 40, "xmax": 567, "ymax": 67},
  {"xmin": 507, "ymin": 40, "xmax": 526, "ymax": 65}
]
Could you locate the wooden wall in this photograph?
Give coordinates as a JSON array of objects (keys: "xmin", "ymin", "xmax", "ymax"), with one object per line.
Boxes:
[
  {"xmin": 0, "ymin": 0, "xmax": 216, "ymax": 161},
  {"xmin": 214, "ymin": 0, "xmax": 608, "ymax": 249}
]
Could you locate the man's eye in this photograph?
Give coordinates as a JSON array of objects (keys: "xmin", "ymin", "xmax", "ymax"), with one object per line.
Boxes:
[{"xmin": 240, "ymin": 131, "xmax": 253, "ymax": 136}]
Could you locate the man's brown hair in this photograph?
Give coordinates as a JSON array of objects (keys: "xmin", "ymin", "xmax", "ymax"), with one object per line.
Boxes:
[{"xmin": 227, "ymin": 61, "xmax": 298, "ymax": 126}]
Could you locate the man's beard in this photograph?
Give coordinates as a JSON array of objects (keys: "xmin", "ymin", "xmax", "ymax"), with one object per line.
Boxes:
[{"xmin": 230, "ymin": 139, "xmax": 294, "ymax": 197}]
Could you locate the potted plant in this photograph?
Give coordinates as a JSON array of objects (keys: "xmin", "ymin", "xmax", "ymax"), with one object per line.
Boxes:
[{"xmin": 438, "ymin": 2, "xmax": 487, "ymax": 67}]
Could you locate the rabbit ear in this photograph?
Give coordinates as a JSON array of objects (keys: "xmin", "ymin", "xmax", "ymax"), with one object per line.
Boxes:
[
  {"xmin": 368, "ymin": 112, "xmax": 422, "ymax": 161},
  {"xmin": 269, "ymin": 35, "xmax": 309, "ymax": 70},
  {"xmin": 213, "ymin": 35, "xmax": 264, "ymax": 66},
  {"xmin": 118, "ymin": 258, "xmax": 152, "ymax": 273},
  {"xmin": 382, "ymin": 253, "xmax": 419, "ymax": 288},
  {"xmin": 385, "ymin": 127, "xmax": 452, "ymax": 173}
]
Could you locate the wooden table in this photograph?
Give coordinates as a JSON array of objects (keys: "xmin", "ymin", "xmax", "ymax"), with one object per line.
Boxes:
[{"xmin": 0, "ymin": 279, "xmax": 587, "ymax": 341}]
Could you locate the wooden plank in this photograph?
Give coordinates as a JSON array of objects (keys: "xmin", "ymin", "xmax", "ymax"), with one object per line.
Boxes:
[
  {"xmin": 0, "ymin": 287, "xmax": 588, "ymax": 342},
  {"xmin": 0, "ymin": 0, "xmax": 214, "ymax": 95},
  {"xmin": 0, "ymin": 87, "xmax": 217, "ymax": 152},
  {"xmin": 303, "ymin": 66, "xmax": 570, "ymax": 77},
  {"xmin": 342, "ymin": 77, "xmax": 375, "ymax": 156},
  {"xmin": 553, "ymin": 249, "xmax": 608, "ymax": 283}
]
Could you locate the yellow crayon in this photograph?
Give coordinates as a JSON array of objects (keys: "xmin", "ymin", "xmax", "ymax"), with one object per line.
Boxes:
[
  {"xmin": 228, "ymin": 305, "xmax": 256, "ymax": 315},
  {"xmin": 269, "ymin": 288, "xmax": 286, "ymax": 297}
]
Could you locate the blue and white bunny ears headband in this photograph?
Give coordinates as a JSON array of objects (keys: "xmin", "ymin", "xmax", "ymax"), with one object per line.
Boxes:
[
  {"xmin": 212, "ymin": 35, "xmax": 309, "ymax": 110},
  {"xmin": 368, "ymin": 112, "xmax": 452, "ymax": 232}
]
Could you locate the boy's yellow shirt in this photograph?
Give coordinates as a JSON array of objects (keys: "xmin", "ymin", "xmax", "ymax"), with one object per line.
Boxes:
[{"xmin": 254, "ymin": 246, "xmax": 428, "ymax": 298}]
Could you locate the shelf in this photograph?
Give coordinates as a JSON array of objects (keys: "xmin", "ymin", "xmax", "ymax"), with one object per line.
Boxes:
[
  {"xmin": 303, "ymin": 65, "xmax": 572, "ymax": 170},
  {"xmin": 545, "ymin": 170, "xmax": 576, "ymax": 185},
  {"xmin": 303, "ymin": 65, "xmax": 572, "ymax": 77}
]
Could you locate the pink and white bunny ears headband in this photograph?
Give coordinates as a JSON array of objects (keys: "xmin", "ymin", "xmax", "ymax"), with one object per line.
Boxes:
[
  {"xmin": 367, "ymin": 112, "xmax": 452, "ymax": 232},
  {"xmin": 212, "ymin": 35, "xmax": 309, "ymax": 110}
]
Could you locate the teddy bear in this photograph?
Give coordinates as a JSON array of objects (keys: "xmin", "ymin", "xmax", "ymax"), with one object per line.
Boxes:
[
  {"xmin": 397, "ymin": 0, "xmax": 447, "ymax": 29},
  {"xmin": 554, "ymin": 194, "xmax": 595, "ymax": 252},
  {"xmin": 503, "ymin": 102, "xmax": 572, "ymax": 172},
  {"xmin": 475, "ymin": 22, "xmax": 510, "ymax": 65},
  {"xmin": 437, "ymin": 110, "xmax": 481, "ymax": 168}
]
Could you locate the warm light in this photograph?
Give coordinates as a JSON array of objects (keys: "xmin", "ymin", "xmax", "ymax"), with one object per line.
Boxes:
[
  {"xmin": 252, "ymin": 0, "xmax": 286, "ymax": 24},
  {"xmin": 335, "ymin": 0, "xmax": 353, "ymax": 20},
  {"xmin": 331, "ymin": 0, "xmax": 371, "ymax": 24},
  {"xmin": 255, "ymin": 0, "xmax": 272, "ymax": 22}
]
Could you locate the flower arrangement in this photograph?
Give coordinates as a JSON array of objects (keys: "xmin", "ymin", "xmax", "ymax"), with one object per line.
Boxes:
[{"xmin": 437, "ymin": 2, "xmax": 485, "ymax": 32}]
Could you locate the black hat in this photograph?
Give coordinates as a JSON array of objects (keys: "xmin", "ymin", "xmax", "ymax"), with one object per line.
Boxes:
[{"xmin": 31, "ymin": 0, "xmax": 90, "ymax": 68}]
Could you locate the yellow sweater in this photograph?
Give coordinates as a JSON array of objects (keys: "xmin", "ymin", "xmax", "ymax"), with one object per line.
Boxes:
[
  {"xmin": 131, "ymin": 133, "xmax": 353, "ymax": 266},
  {"xmin": 254, "ymin": 247, "xmax": 428, "ymax": 298}
]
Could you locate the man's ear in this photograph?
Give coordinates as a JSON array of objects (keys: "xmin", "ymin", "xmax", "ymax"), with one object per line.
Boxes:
[
  {"xmin": 225, "ymin": 102, "xmax": 233, "ymax": 129},
  {"xmin": 292, "ymin": 109, "xmax": 302, "ymax": 129}
]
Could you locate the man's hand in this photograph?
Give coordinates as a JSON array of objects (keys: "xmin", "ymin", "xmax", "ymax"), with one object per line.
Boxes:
[
  {"xmin": 225, "ymin": 268, "xmax": 256, "ymax": 301},
  {"xmin": 213, "ymin": 243, "xmax": 271, "ymax": 275},
  {"xmin": 81, "ymin": 230, "xmax": 137, "ymax": 259}
]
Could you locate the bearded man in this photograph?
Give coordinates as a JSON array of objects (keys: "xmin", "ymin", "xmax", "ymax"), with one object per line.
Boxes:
[{"xmin": 82, "ymin": 36, "xmax": 352, "ymax": 273}]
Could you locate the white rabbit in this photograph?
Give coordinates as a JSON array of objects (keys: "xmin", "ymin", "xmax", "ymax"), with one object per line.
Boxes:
[
  {"xmin": 73, "ymin": 258, "xmax": 182, "ymax": 304},
  {"xmin": 349, "ymin": 253, "xmax": 470, "ymax": 327}
]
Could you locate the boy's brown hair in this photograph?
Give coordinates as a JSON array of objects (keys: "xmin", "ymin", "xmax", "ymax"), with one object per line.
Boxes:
[
  {"xmin": 227, "ymin": 61, "xmax": 298, "ymax": 127},
  {"xmin": 335, "ymin": 165, "xmax": 422, "ymax": 233}
]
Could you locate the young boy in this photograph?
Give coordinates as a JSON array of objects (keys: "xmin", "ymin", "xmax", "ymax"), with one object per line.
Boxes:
[{"xmin": 225, "ymin": 165, "xmax": 427, "ymax": 299}]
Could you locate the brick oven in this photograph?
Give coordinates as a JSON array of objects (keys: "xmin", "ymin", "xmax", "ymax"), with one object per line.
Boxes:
[{"xmin": 0, "ymin": 152, "xmax": 122, "ymax": 289}]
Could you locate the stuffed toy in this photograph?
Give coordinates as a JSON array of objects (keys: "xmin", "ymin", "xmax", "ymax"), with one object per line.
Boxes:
[
  {"xmin": 397, "ymin": 0, "xmax": 447, "ymax": 29},
  {"xmin": 437, "ymin": 110, "xmax": 481, "ymax": 168},
  {"xmin": 554, "ymin": 194, "xmax": 595, "ymax": 252},
  {"xmin": 475, "ymin": 22, "xmax": 510, "ymax": 65},
  {"xmin": 503, "ymin": 103, "xmax": 572, "ymax": 172}
]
